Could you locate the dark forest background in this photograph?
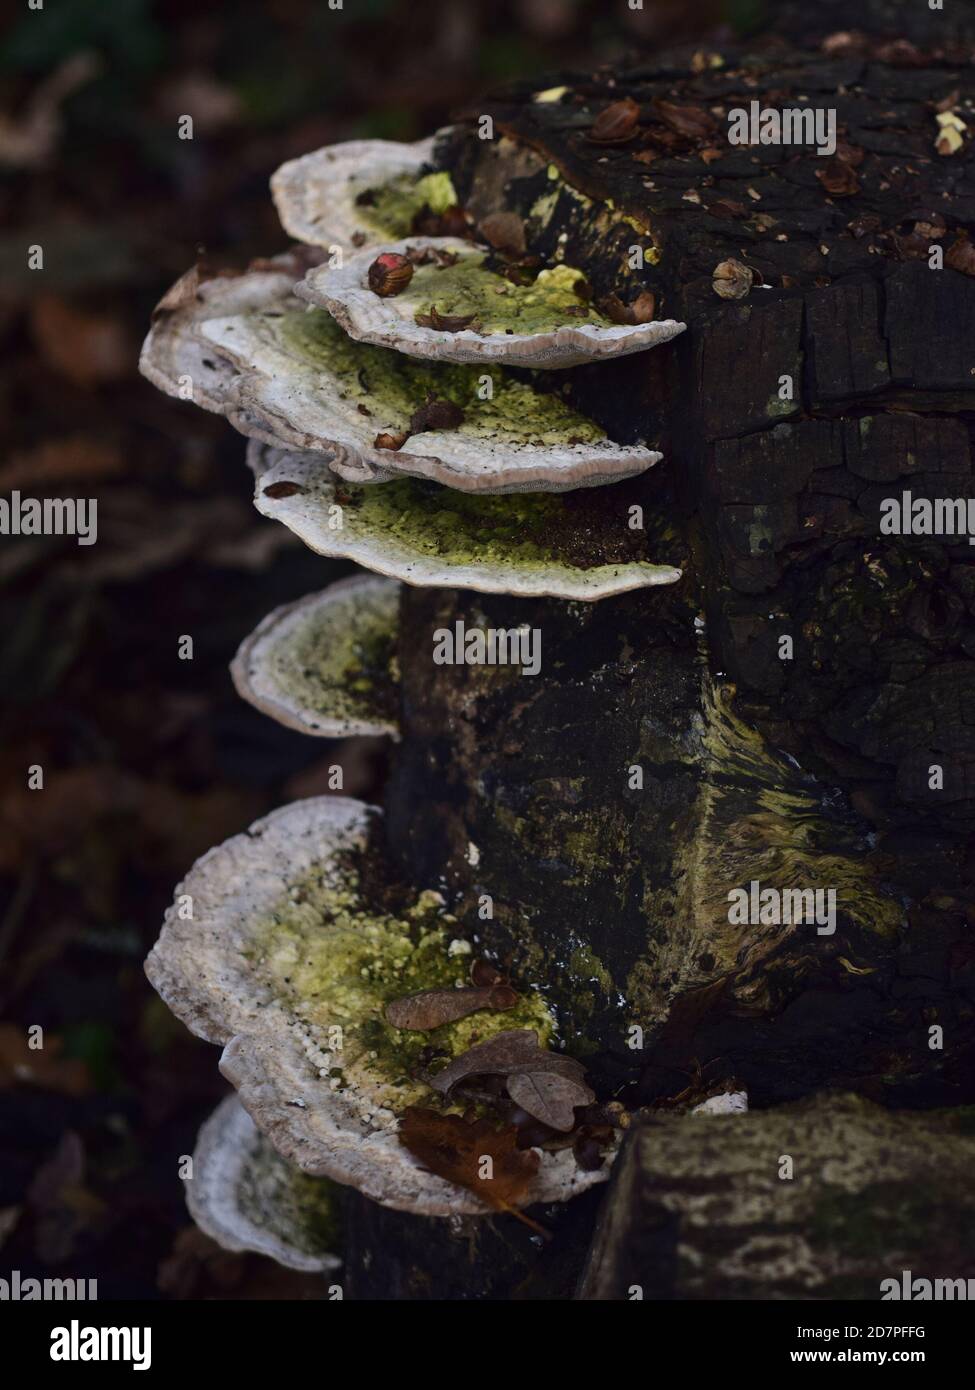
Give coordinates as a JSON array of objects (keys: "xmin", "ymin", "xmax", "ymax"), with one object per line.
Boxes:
[{"xmin": 1, "ymin": 0, "xmax": 758, "ymax": 1299}]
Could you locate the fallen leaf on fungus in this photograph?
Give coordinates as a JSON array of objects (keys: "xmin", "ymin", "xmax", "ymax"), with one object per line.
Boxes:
[
  {"xmin": 373, "ymin": 430, "xmax": 410, "ymax": 451},
  {"xmin": 429, "ymin": 1028, "xmax": 588, "ymax": 1095},
  {"xmin": 398, "ymin": 1107, "xmax": 545, "ymax": 1232},
  {"xmin": 384, "ymin": 983, "xmax": 519, "ymax": 1031},
  {"xmin": 599, "ymin": 290, "xmax": 656, "ymax": 325},
  {"xmin": 506, "ymin": 1070, "xmax": 595, "ymax": 1132},
  {"xmin": 414, "ymin": 305, "xmax": 480, "ymax": 333}
]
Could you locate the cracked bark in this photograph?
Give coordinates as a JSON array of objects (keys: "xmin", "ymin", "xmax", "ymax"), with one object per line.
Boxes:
[{"xmin": 349, "ymin": 2, "xmax": 975, "ymax": 1298}]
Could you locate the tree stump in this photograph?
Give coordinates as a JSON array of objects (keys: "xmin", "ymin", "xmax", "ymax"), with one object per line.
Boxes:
[{"xmin": 356, "ymin": 3, "xmax": 975, "ymax": 1295}]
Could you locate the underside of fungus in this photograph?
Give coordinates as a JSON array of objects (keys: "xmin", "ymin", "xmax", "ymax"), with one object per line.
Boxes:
[
  {"xmin": 139, "ymin": 262, "xmax": 663, "ymax": 494},
  {"xmin": 271, "ymin": 135, "xmax": 455, "ymax": 250},
  {"xmin": 187, "ymin": 1094, "xmax": 342, "ymax": 1272},
  {"xmin": 145, "ymin": 797, "xmax": 609, "ymax": 1215},
  {"xmin": 231, "ymin": 574, "xmax": 401, "ymax": 740},
  {"xmin": 248, "ymin": 441, "xmax": 682, "ymax": 600},
  {"xmin": 298, "ymin": 236, "xmax": 686, "ymax": 368}
]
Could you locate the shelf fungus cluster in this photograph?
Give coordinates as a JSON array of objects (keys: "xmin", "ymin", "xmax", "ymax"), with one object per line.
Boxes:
[{"xmin": 141, "ymin": 132, "xmax": 688, "ymax": 1251}]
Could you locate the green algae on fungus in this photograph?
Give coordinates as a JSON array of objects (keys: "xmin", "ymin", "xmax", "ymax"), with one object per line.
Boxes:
[
  {"xmin": 356, "ymin": 170, "xmax": 459, "ymax": 238},
  {"xmin": 231, "ymin": 575, "xmax": 401, "ymax": 739},
  {"xmin": 248, "ymin": 860, "xmax": 554, "ymax": 1113},
  {"xmin": 270, "ymin": 135, "xmax": 443, "ymax": 250},
  {"xmin": 147, "ymin": 797, "xmax": 608, "ymax": 1211},
  {"xmin": 250, "ymin": 442, "xmax": 683, "ymax": 600},
  {"xmin": 143, "ymin": 258, "xmax": 663, "ymax": 492},
  {"xmin": 188, "ymin": 1095, "xmax": 342, "ymax": 1271},
  {"xmin": 278, "ymin": 307, "xmax": 604, "ymax": 445},
  {"xmin": 403, "ymin": 257, "xmax": 602, "ymax": 336},
  {"xmin": 296, "ymin": 236, "xmax": 685, "ymax": 368}
]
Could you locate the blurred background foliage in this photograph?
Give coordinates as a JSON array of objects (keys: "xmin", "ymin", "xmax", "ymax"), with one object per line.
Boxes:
[{"xmin": 0, "ymin": 0, "xmax": 745, "ymax": 1298}]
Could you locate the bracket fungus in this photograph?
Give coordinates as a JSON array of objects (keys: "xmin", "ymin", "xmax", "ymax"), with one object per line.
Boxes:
[
  {"xmin": 298, "ymin": 236, "xmax": 685, "ymax": 369},
  {"xmin": 249, "ymin": 442, "xmax": 682, "ymax": 600},
  {"xmin": 231, "ymin": 574, "xmax": 401, "ymax": 740},
  {"xmin": 146, "ymin": 797, "xmax": 610, "ymax": 1215},
  {"xmin": 270, "ymin": 134, "xmax": 456, "ymax": 249},
  {"xmin": 187, "ymin": 1095, "xmax": 342, "ymax": 1273},
  {"xmin": 140, "ymin": 260, "xmax": 662, "ymax": 494}
]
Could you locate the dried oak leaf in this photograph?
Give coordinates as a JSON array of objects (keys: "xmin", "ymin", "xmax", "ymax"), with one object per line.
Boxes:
[
  {"xmin": 506, "ymin": 1071, "xmax": 595, "ymax": 1132},
  {"xmin": 654, "ymin": 100, "xmax": 717, "ymax": 140},
  {"xmin": 414, "ymin": 305, "xmax": 479, "ymax": 333},
  {"xmin": 588, "ymin": 97, "xmax": 640, "ymax": 145},
  {"xmin": 385, "ymin": 984, "xmax": 518, "ymax": 1031},
  {"xmin": 409, "ymin": 396, "xmax": 465, "ymax": 433},
  {"xmin": 398, "ymin": 1107, "xmax": 543, "ymax": 1230},
  {"xmin": 430, "ymin": 1028, "xmax": 587, "ymax": 1095},
  {"xmin": 599, "ymin": 289, "xmax": 656, "ymax": 325}
]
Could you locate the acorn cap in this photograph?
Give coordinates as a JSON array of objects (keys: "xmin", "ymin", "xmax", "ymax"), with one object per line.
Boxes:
[
  {"xmin": 231, "ymin": 574, "xmax": 401, "ymax": 739},
  {"xmin": 145, "ymin": 797, "xmax": 610, "ymax": 1215},
  {"xmin": 297, "ymin": 236, "xmax": 686, "ymax": 369},
  {"xmin": 187, "ymin": 1094, "xmax": 341, "ymax": 1273}
]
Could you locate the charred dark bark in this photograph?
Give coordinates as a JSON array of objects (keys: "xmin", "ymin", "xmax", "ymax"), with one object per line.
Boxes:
[{"xmin": 369, "ymin": 5, "xmax": 975, "ymax": 1295}]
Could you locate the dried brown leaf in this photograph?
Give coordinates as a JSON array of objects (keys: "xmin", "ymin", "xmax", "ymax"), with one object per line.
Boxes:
[
  {"xmin": 506, "ymin": 1071, "xmax": 594, "ymax": 1132},
  {"xmin": 373, "ymin": 430, "xmax": 409, "ymax": 451},
  {"xmin": 384, "ymin": 984, "xmax": 518, "ymax": 1031},
  {"xmin": 430, "ymin": 1028, "xmax": 587, "ymax": 1095},
  {"xmin": 398, "ymin": 1107, "xmax": 544, "ymax": 1230},
  {"xmin": 655, "ymin": 100, "xmax": 716, "ymax": 140},
  {"xmin": 599, "ymin": 290, "xmax": 656, "ymax": 325},
  {"xmin": 589, "ymin": 97, "xmax": 640, "ymax": 145},
  {"xmin": 414, "ymin": 305, "xmax": 479, "ymax": 333}
]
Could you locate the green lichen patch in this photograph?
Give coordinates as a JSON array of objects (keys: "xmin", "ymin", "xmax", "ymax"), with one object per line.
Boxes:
[
  {"xmin": 356, "ymin": 170, "xmax": 459, "ymax": 238},
  {"xmin": 234, "ymin": 578, "xmax": 400, "ymax": 737},
  {"xmin": 399, "ymin": 254, "xmax": 610, "ymax": 336},
  {"xmin": 254, "ymin": 455, "xmax": 683, "ymax": 599},
  {"xmin": 246, "ymin": 847, "xmax": 554, "ymax": 1114},
  {"xmin": 278, "ymin": 308, "xmax": 604, "ymax": 448},
  {"xmin": 236, "ymin": 1132, "xmax": 343, "ymax": 1260}
]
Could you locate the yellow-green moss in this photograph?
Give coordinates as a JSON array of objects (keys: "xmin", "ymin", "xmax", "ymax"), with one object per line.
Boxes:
[
  {"xmin": 357, "ymin": 170, "xmax": 458, "ymax": 237},
  {"xmin": 278, "ymin": 308, "xmax": 605, "ymax": 447},
  {"xmin": 265, "ymin": 586, "xmax": 398, "ymax": 727},
  {"xmin": 247, "ymin": 867, "xmax": 554, "ymax": 1112},
  {"xmin": 401, "ymin": 254, "xmax": 611, "ymax": 335}
]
